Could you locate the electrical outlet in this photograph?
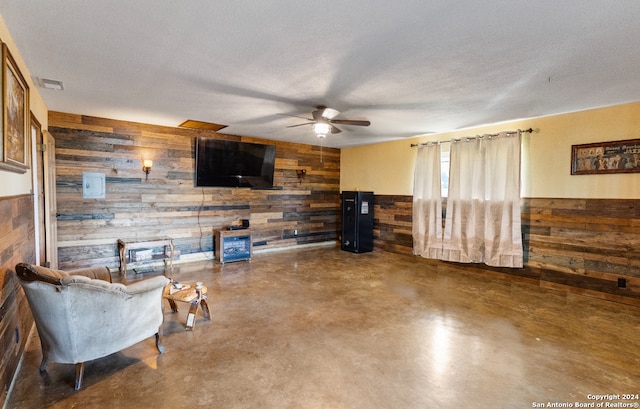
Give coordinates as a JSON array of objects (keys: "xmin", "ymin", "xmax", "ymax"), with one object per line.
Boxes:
[
  {"xmin": 617, "ymin": 278, "xmax": 627, "ymax": 288},
  {"xmin": 294, "ymin": 229, "xmax": 298, "ymax": 236}
]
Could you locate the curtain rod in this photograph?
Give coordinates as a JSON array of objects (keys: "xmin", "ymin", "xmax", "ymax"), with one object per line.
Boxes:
[{"xmin": 410, "ymin": 127, "xmax": 535, "ymax": 147}]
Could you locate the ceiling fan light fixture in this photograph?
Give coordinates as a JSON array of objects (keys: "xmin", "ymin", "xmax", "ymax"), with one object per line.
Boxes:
[{"xmin": 314, "ymin": 122, "xmax": 331, "ymax": 138}]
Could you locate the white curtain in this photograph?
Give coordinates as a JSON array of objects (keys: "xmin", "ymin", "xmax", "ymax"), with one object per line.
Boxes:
[
  {"xmin": 441, "ymin": 132, "xmax": 523, "ymax": 268},
  {"xmin": 412, "ymin": 143, "xmax": 443, "ymax": 259}
]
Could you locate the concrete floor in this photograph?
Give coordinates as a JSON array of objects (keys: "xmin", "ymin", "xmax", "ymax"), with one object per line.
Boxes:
[{"xmin": 6, "ymin": 246, "xmax": 640, "ymax": 409}]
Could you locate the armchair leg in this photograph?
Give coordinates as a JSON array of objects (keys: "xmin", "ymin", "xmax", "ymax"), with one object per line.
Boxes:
[
  {"xmin": 155, "ymin": 333, "xmax": 165, "ymax": 354},
  {"xmin": 74, "ymin": 363, "xmax": 85, "ymax": 390}
]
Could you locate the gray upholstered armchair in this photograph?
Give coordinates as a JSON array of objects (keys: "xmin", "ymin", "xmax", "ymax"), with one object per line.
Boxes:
[{"xmin": 15, "ymin": 263, "xmax": 169, "ymax": 390}]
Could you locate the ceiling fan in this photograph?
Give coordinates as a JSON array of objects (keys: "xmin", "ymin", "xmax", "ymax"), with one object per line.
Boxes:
[{"xmin": 284, "ymin": 106, "xmax": 371, "ymax": 138}]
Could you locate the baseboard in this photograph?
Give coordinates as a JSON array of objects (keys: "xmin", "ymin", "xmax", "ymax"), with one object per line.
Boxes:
[{"xmin": 110, "ymin": 240, "xmax": 338, "ymax": 272}]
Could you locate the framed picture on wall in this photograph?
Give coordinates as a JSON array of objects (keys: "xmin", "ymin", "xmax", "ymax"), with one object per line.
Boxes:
[
  {"xmin": 0, "ymin": 43, "xmax": 30, "ymax": 173},
  {"xmin": 571, "ymin": 138, "xmax": 640, "ymax": 175},
  {"xmin": 0, "ymin": 40, "xmax": 3, "ymax": 170}
]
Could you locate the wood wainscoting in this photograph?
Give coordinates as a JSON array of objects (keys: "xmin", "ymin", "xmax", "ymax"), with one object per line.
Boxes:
[
  {"xmin": 0, "ymin": 194, "xmax": 36, "ymax": 406},
  {"xmin": 48, "ymin": 112, "xmax": 340, "ymax": 270},
  {"xmin": 374, "ymin": 195, "xmax": 640, "ymax": 304}
]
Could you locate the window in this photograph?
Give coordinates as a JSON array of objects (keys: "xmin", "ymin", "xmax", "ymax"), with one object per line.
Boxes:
[{"xmin": 440, "ymin": 150, "xmax": 449, "ymax": 197}]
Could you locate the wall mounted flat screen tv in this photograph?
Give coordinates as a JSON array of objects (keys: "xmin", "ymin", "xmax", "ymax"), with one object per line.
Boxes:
[{"xmin": 195, "ymin": 138, "xmax": 276, "ymax": 188}]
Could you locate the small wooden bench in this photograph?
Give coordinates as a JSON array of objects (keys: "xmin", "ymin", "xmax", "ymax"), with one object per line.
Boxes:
[{"xmin": 117, "ymin": 238, "xmax": 174, "ymax": 276}]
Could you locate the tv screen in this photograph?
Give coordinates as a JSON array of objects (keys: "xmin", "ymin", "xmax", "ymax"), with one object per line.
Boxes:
[{"xmin": 195, "ymin": 138, "xmax": 276, "ymax": 188}]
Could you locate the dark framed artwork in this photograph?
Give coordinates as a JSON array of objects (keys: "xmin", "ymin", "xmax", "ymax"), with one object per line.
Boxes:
[
  {"xmin": 1, "ymin": 43, "xmax": 30, "ymax": 173},
  {"xmin": 571, "ymin": 138, "xmax": 640, "ymax": 175}
]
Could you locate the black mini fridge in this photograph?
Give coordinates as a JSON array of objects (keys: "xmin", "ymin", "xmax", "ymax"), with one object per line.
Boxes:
[{"xmin": 341, "ymin": 191, "xmax": 374, "ymax": 253}]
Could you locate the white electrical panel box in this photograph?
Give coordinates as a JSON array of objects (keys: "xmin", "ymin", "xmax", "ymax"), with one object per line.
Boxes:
[{"xmin": 82, "ymin": 172, "xmax": 106, "ymax": 199}]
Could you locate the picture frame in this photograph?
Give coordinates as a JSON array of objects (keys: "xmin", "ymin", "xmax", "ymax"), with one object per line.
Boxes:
[
  {"xmin": 0, "ymin": 42, "xmax": 30, "ymax": 173},
  {"xmin": 0, "ymin": 41, "xmax": 3, "ymax": 171},
  {"xmin": 571, "ymin": 138, "xmax": 640, "ymax": 175}
]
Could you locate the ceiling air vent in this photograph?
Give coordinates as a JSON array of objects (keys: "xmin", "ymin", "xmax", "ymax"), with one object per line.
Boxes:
[{"xmin": 37, "ymin": 77, "xmax": 64, "ymax": 90}]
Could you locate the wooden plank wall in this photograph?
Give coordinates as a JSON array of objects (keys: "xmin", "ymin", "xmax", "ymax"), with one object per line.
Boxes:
[
  {"xmin": 48, "ymin": 112, "xmax": 340, "ymax": 270},
  {"xmin": 374, "ymin": 195, "xmax": 640, "ymax": 304},
  {"xmin": 374, "ymin": 195, "xmax": 413, "ymax": 254},
  {"xmin": 0, "ymin": 195, "xmax": 35, "ymax": 406}
]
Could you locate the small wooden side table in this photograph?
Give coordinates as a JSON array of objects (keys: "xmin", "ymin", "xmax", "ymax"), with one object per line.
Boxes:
[{"xmin": 163, "ymin": 283, "xmax": 210, "ymax": 330}]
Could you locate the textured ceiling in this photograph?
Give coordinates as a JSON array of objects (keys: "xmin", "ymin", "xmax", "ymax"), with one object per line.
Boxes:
[{"xmin": 2, "ymin": 1, "xmax": 640, "ymax": 148}]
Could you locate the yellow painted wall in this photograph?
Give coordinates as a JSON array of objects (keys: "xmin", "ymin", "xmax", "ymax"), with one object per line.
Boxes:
[
  {"xmin": 341, "ymin": 102, "xmax": 640, "ymax": 199},
  {"xmin": 0, "ymin": 14, "xmax": 48, "ymax": 197}
]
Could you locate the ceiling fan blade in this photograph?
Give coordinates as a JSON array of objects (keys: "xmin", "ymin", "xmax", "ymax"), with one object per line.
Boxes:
[
  {"xmin": 330, "ymin": 125, "xmax": 342, "ymax": 134},
  {"xmin": 322, "ymin": 107, "xmax": 340, "ymax": 120},
  {"xmin": 278, "ymin": 113, "xmax": 314, "ymax": 121},
  {"xmin": 330, "ymin": 119, "xmax": 371, "ymax": 127},
  {"xmin": 286, "ymin": 122, "xmax": 314, "ymax": 128}
]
